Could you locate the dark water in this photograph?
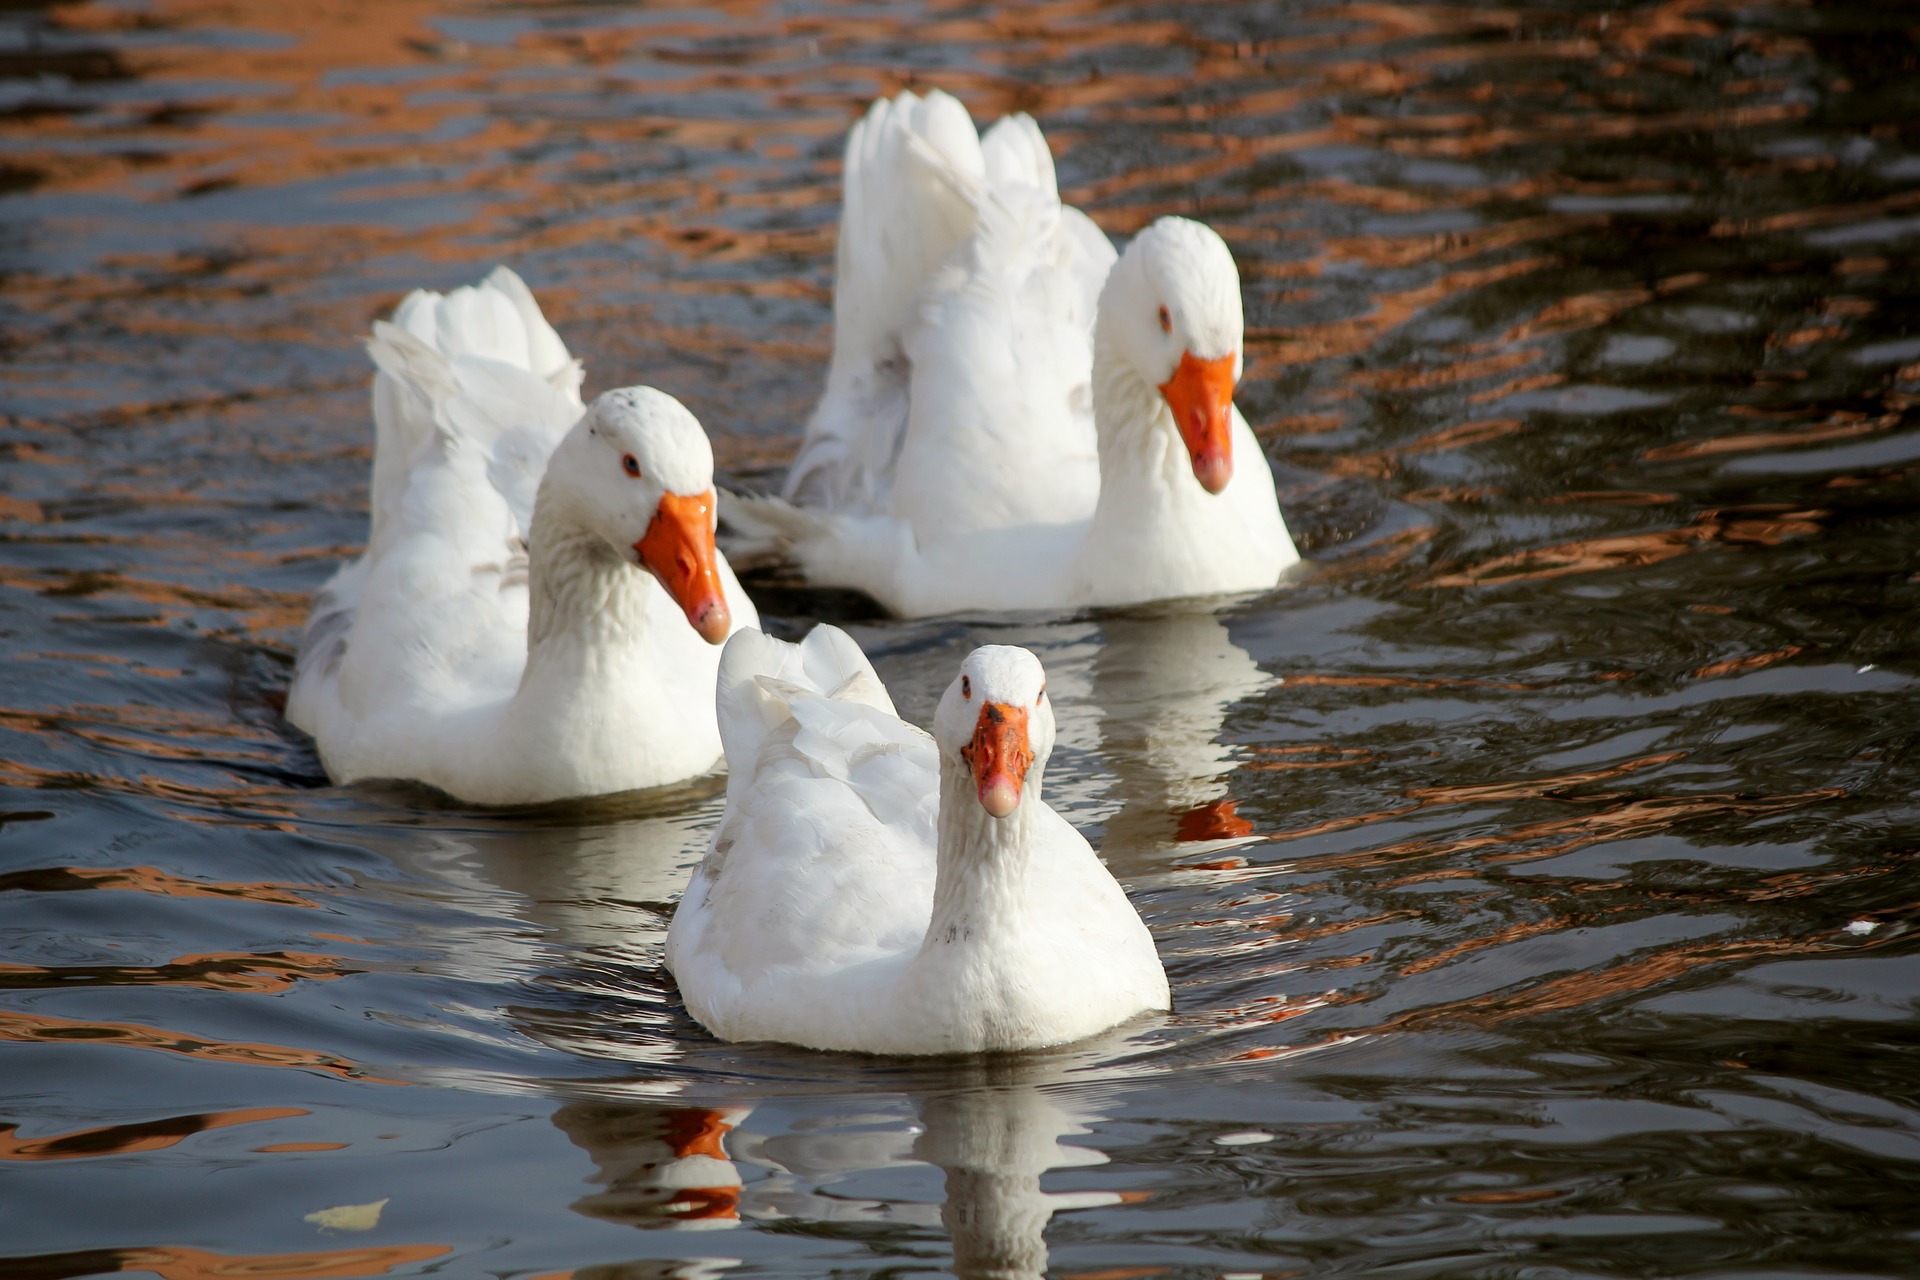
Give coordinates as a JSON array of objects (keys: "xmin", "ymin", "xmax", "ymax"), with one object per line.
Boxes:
[{"xmin": 3, "ymin": 1, "xmax": 1919, "ymax": 1275}]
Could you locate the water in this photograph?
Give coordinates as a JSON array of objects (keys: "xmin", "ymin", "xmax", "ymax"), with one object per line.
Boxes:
[{"xmin": 3, "ymin": 1, "xmax": 1918, "ymax": 1275}]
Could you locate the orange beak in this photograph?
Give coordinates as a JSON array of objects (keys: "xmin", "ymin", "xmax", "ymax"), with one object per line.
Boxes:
[
  {"xmin": 1158, "ymin": 350, "xmax": 1238, "ymax": 494},
  {"xmin": 635, "ymin": 489, "xmax": 731, "ymax": 645},
  {"xmin": 967, "ymin": 701, "xmax": 1033, "ymax": 819}
]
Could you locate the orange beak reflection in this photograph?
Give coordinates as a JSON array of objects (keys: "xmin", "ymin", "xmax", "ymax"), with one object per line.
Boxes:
[
  {"xmin": 664, "ymin": 1185, "xmax": 742, "ymax": 1221},
  {"xmin": 1158, "ymin": 350, "xmax": 1238, "ymax": 494},
  {"xmin": 657, "ymin": 1106, "xmax": 740, "ymax": 1220},
  {"xmin": 635, "ymin": 489, "xmax": 731, "ymax": 645},
  {"xmin": 662, "ymin": 1108, "xmax": 734, "ymax": 1162},
  {"xmin": 967, "ymin": 701, "xmax": 1033, "ymax": 818}
]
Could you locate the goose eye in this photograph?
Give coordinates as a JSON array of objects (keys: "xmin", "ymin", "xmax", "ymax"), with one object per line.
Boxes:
[
  {"xmin": 961, "ymin": 676, "xmax": 971, "ymax": 699},
  {"xmin": 1157, "ymin": 305, "xmax": 1172, "ymax": 333},
  {"xmin": 622, "ymin": 454, "xmax": 642, "ymax": 478},
  {"xmin": 1037, "ymin": 684, "xmax": 1046, "ymax": 702}
]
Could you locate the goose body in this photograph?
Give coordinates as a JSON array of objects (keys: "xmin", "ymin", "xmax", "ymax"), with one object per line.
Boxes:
[
  {"xmin": 665, "ymin": 625, "xmax": 1169, "ymax": 1056},
  {"xmin": 287, "ymin": 267, "xmax": 758, "ymax": 805},
  {"xmin": 727, "ymin": 90, "xmax": 1297, "ymax": 617}
]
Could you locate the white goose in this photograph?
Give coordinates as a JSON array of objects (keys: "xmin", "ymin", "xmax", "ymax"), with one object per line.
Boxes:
[
  {"xmin": 286, "ymin": 267, "xmax": 758, "ymax": 805},
  {"xmin": 726, "ymin": 90, "xmax": 1298, "ymax": 617},
  {"xmin": 665, "ymin": 625, "xmax": 1169, "ymax": 1055}
]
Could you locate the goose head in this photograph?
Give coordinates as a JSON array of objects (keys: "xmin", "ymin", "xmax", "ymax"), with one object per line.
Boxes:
[
  {"xmin": 934, "ymin": 645, "xmax": 1055, "ymax": 819},
  {"xmin": 562, "ymin": 386, "xmax": 731, "ymax": 644},
  {"xmin": 1102, "ymin": 217, "xmax": 1246, "ymax": 494}
]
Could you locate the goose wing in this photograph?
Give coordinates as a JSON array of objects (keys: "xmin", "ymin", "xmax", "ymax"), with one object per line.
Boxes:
[
  {"xmin": 668, "ymin": 626, "xmax": 938, "ymax": 1027},
  {"xmin": 289, "ymin": 268, "xmax": 584, "ymax": 732}
]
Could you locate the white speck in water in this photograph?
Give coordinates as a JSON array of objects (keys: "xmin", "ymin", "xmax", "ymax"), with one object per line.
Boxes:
[
  {"xmin": 1214, "ymin": 1130, "xmax": 1275, "ymax": 1146},
  {"xmin": 1858, "ymin": 663, "xmax": 1876, "ymax": 673},
  {"xmin": 305, "ymin": 1198, "xmax": 388, "ymax": 1232},
  {"xmin": 1846, "ymin": 920, "xmax": 1880, "ymax": 936}
]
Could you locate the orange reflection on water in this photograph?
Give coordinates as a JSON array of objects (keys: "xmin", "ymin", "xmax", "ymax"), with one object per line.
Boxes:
[
  {"xmin": 1421, "ymin": 507, "xmax": 1827, "ymax": 588},
  {"xmin": 0, "ymin": 949, "xmax": 350, "ymax": 994},
  {"xmin": 0, "ymin": 495, "xmax": 47, "ymax": 523},
  {"xmin": 1173, "ymin": 798, "xmax": 1255, "ymax": 843},
  {"xmin": 0, "ymin": 699, "xmax": 287, "ymax": 769},
  {"xmin": 1454, "ymin": 1187, "xmax": 1563, "ymax": 1204},
  {"xmin": 0, "ymin": 752, "xmax": 304, "ymax": 825},
  {"xmin": 1246, "ymin": 756, "xmax": 1843, "ymax": 893},
  {"xmin": 1690, "ymin": 645, "xmax": 1806, "ymax": 681},
  {"xmin": 0, "ymin": 1107, "xmax": 305, "ymax": 1162},
  {"xmin": 0, "ymin": 562, "xmax": 311, "ymax": 641},
  {"xmin": 1314, "ymin": 524, "xmax": 1440, "ymax": 582},
  {"xmin": 1710, "ymin": 185, "xmax": 1920, "ymax": 241},
  {"xmin": 1246, "ymin": 256, "xmax": 1550, "ymax": 379},
  {"xmin": 1449, "ymin": 934, "xmax": 1831, "ymax": 1027},
  {"xmin": 1641, "ymin": 411, "xmax": 1895, "ymax": 462},
  {"xmin": 1386, "ymin": 96, "xmax": 1806, "ymax": 159},
  {"xmin": 1244, "ymin": 754, "xmax": 1681, "ymax": 866},
  {"xmin": 255, "ymin": 1142, "xmax": 348, "ymax": 1152},
  {"xmin": 1536, "ymin": 490, "xmax": 1679, "ymax": 507},
  {"xmin": 1211, "ymin": 913, "xmax": 1879, "ymax": 1065},
  {"xmin": 1521, "ymin": 785, "xmax": 1837, "ymax": 858},
  {"xmin": 1406, "ymin": 751, "xmax": 1684, "ymax": 807},
  {"xmin": 0, "ymin": 1010, "xmax": 403, "ymax": 1084},
  {"xmin": 1349, "ymin": 351, "xmax": 1541, "ymax": 396},
  {"xmin": 1332, "ymin": 921, "xmax": 1897, "ymax": 1050},
  {"xmin": 1251, "ymin": 908, "xmax": 1421, "ymax": 949},
  {"xmin": 0, "ymin": 864, "xmax": 316, "ymax": 908},
  {"xmin": 1497, "ymin": 286, "xmax": 1656, "ymax": 345},
  {"xmin": 1414, "ymin": 789, "xmax": 1840, "ymax": 873},
  {"xmin": 32, "ymin": 0, "xmax": 506, "ymax": 198},
  {"xmin": 1284, "ymin": 670, "xmax": 1542, "ymax": 694},
  {"xmin": 3, "ymin": 1243, "xmax": 452, "ymax": 1280},
  {"xmin": 1330, "ymin": 422, "xmax": 1503, "ymax": 484},
  {"xmin": 1241, "ymin": 744, "xmax": 1377, "ymax": 772},
  {"xmin": 1398, "ymin": 917, "xmax": 1571, "ymax": 977}
]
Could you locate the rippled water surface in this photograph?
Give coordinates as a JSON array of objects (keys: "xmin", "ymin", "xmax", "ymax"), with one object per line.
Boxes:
[{"xmin": 4, "ymin": 0, "xmax": 1919, "ymax": 1275}]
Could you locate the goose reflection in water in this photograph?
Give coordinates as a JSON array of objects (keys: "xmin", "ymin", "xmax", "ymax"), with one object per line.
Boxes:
[
  {"xmin": 1082, "ymin": 605, "xmax": 1272, "ymax": 863},
  {"xmin": 368, "ymin": 817, "xmax": 1136, "ymax": 1277},
  {"xmin": 917, "ymin": 1077, "xmax": 1120, "ymax": 1280},
  {"xmin": 549, "ymin": 1099, "xmax": 749, "ymax": 1233},
  {"xmin": 549, "ymin": 1065, "xmax": 1116, "ymax": 1280}
]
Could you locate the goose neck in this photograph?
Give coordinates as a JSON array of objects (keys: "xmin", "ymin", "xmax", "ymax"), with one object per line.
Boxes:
[
  {"xmin": 1091, "ymin": 325, "xmax": 1186, "ymax": 495},
  {"xmin": 922, "ymin": 755, "xmax": 1043, "ymax": 953},
  {"xmin": 525, "ymin": 474, "xmax": 655, "ymax": 657}
]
